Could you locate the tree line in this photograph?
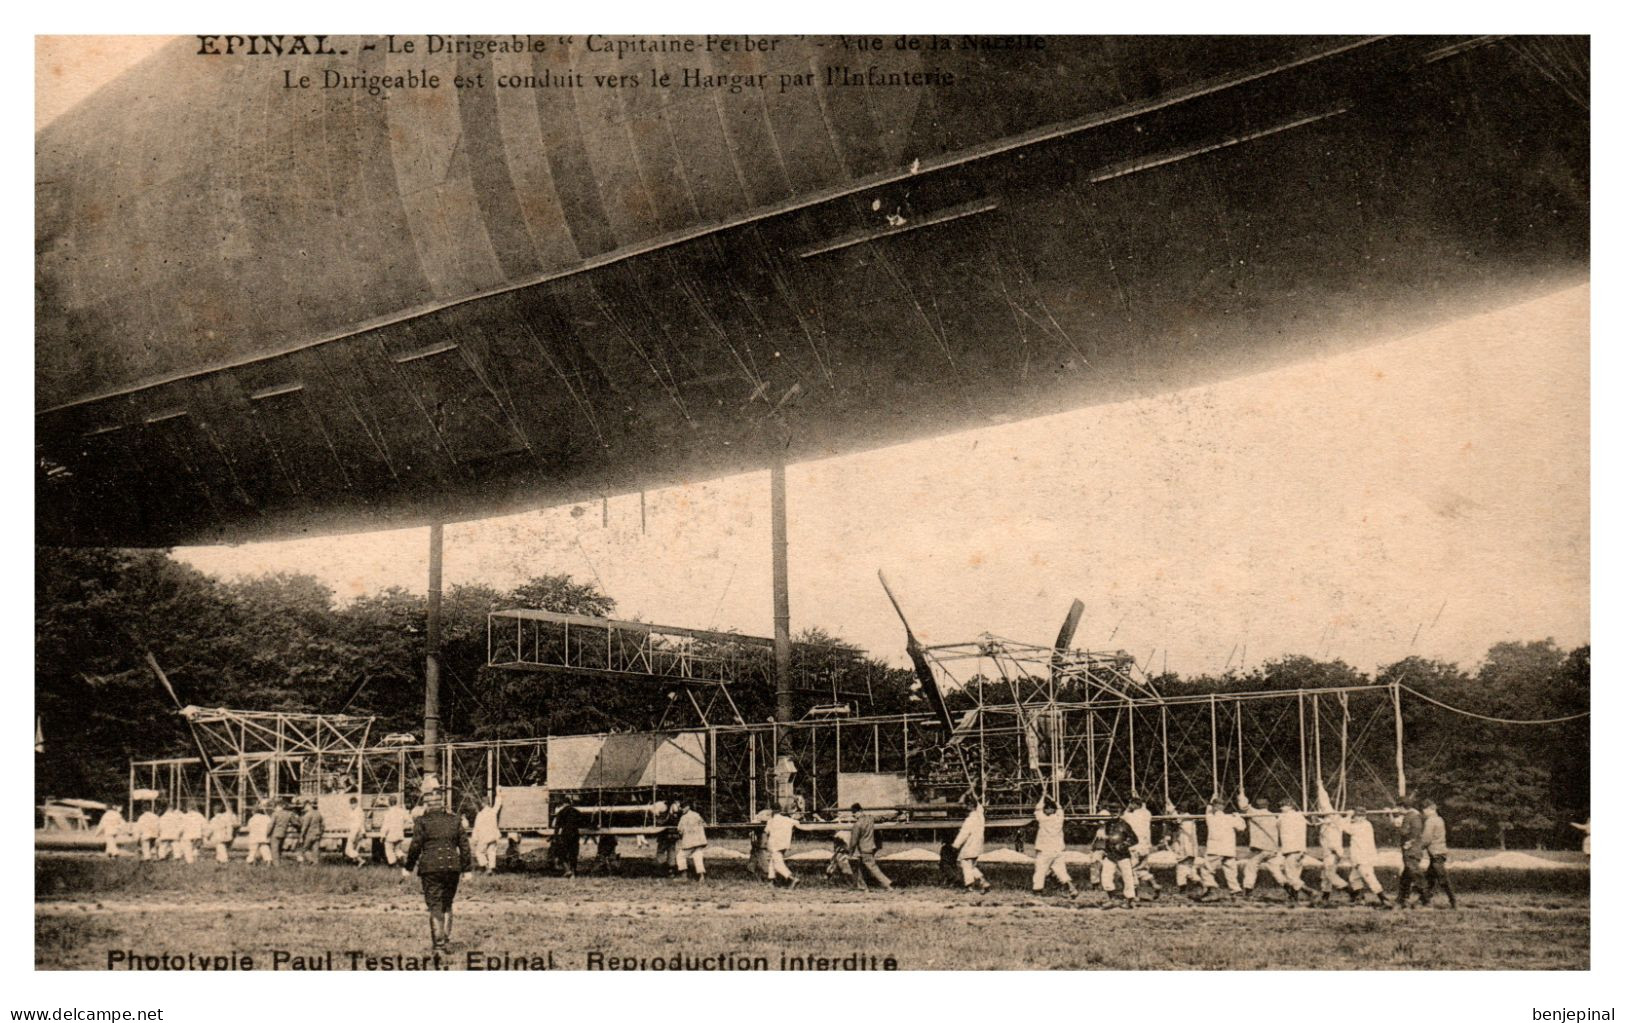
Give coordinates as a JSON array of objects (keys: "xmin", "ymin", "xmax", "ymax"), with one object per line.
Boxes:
[{"xmin": 35, "ymin": 547, "xmax": 1587, "ymax": 848}]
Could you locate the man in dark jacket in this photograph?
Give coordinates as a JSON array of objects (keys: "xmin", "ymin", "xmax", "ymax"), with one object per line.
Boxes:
[
  {"xmin": 552, "ymin": 798, "xmax": 585, "ymax": 878},
  {"xmin": 848, "ymin": 804, "xmax": 894, "ymax": 891},
  {"xmin": 1101, "ymin": 806, "xmax": 1140, "ymax": 909},
  {"xmin": 297, "ymin": 800, "xmax": 325, "ymax": 864},
  {"xmin": 268, "ymin": 799, "xmax": 296, "ymax": 863},
  {"xmin": 402, "ymin": 788, "xmax": 472, "ymax": 953},
  {"xmin": 1419, "ymin": 798, "xmax": 1457, "ymax": 909},
  {"xmin": 1395, "ymin": 795, "xmax": 1426, "ymax": 907}
]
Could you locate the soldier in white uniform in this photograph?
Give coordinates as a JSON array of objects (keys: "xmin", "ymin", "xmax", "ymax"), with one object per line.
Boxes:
[
  {"xmin": 471, "ymin": 796, "xmax": 503, "ymax": 874},
  {"xmin": 1164, "ymin": 801, "xmax": 1202, "ymax": 898},
  {"xmin": 1314, "ymin": 795, "xmax": 1352, "ymax": 906},
  {"xmin": 244, "ymin": 804, "xmax": 274, "ymax": 864},
  {"xmin": 1275, "ymin": 796, "xmax": 1310, "ymax": 904},
  {"xmin": 1344, "ymin": 808, "xmax": 1390, "ymax": 907},
  {"xmin": 1123, "ymin": 794, "xmax": 1160, "ymax": 899},
  {"xmin": 1199, "ymin": 797, "xmax": 1246, "ymax": 900},
  {"xmin": 764, "ymin": 809, "xmax": 799, "ymax": 887},
  {"xmin": 135, "ymin": 804, "xmax": 161, "ymax": 861},
  {"xmin": 676, "ymin": 801, "xmax": 710, "ymax": 882},
  {"xmin": 952, "ymin": 796, "xmax": 991, "ymax": 892},
  {"xmin": 208, "ymin": 803, "xmax": 239, "ymax": 863},
  {"xmin": 1237, "ymin": 794, "xmax": 1290, "ymax": 900},
  {"xmin": 342, "ymin": 796, "xmax": 367, "ymax": 865},
  {"xmin": 157, "ymin": 802, "xmax": 184, "ymax": 861},
  {"xmin": 179, "ymin": 802, "xmax": 207, "ymax": 864},
  {"xmin": 379, "ymin": 796, "xmax": 412, "ymax": 866},
  {"xmin": 1572, "ymin": 818, "xmax": 1590, "ymax": 859},
  {"xmin": 1031, "ymin": 797, "xmax": 1076, "ymax": 896},
  {"xmin": 97, "ymin": 806, "xmax": 129, "ymax": 857}
]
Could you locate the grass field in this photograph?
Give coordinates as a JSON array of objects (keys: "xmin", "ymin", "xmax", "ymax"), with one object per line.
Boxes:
[{"xmin": 36, "ymin": 854, "xmax": 1588, "ymax": 971}]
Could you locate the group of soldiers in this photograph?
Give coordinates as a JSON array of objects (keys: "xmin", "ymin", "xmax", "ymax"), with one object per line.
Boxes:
[
  {"xmin": 93, "ymin": 782, "xmax": 592, "ymax": 880},
  {"xmin": 1004, "ymin": 788, "xmax": 1458, "ymax": 910},
  {"xmin": 96, "ymin": 791, "xmax": 419, "ymax": 866},
  {"xmin": 631, "ymin": 787, "xmax": 1457, "ymax": 912},
  {"xmin": 91, "ymin": 780, "xmax": 1459, "ymax": 912}
]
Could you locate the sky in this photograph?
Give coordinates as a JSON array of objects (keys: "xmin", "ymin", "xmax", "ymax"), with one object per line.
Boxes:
[
  {"xmin": 35, "ymin": 36, "xmax": 171, "ymax": 129},
  {"xmin": 174, "ymin": 282, "xmax": 1590, "ymax": 678}
]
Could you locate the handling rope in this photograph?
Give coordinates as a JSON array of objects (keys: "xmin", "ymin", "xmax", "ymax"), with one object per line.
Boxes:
[{"xmin": 1400, "ymin": 684, "xmax": 1589, "ymax": 726}]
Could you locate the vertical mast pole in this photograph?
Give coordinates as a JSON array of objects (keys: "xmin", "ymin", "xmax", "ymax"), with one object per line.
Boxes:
[
  {"xmin": 424, "ymin": 521, "xmax": 443, "ymax": 778},
  {"xmin": 1298, "ymin": 691, "xmax": 1309, "ymax": 811},
  {"xmin": 1209, "ymin": 694, "xmax": 1219, "ymax": 797},
  {"xmin": 770, "ymin": 461, "xmax": 793, "ymax": 724},
  {"xmin": 1392, "ymin": 679, "xmax": 1407, "ymax": 798},
  {"xmin": 1160, "ymin": 705, "xmax": 1170, "ymax": 807}
]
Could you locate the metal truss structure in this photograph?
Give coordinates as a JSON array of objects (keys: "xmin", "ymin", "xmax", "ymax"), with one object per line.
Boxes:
[
  {"xmin": 129, "ymin": 708, "xmax": 373, "ymax": 818},
  {"xmin": 487, "ymin": 609, "xmax": 764, "ymax": 727},
  {"xmin": 918, "ymin": 636, "xmax": 1403, "ymax": 815},
  {"xmin": 130, "ymin": 617, "xmax": 1407, "ymax": 831},
  {"xmin": 129, "ymin": 694, "xmax": 1402, "ymax": 830}
]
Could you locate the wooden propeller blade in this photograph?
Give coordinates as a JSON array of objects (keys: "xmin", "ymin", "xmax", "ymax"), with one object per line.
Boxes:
[
  {"xmin": 1053, "ymin": 599, "xmax": 1085, "ymax": 656},
  {"xmin": 877, "ymin": 570, "xmax": 953, "ymax": 731}
]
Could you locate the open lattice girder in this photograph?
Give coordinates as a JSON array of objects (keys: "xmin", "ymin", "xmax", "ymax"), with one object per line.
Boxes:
[
  {"xmin": 132, "ymin": 682, "xmax": 1407, "ymax": 826},
  {"xmin": 145, "ymin": 708, "xmax": 376, "ymax": 818},
  {"xmin": 486, "ymin": 609, "xmax": 884, "ymax": 727},
  {"xmin": 183, "ymin": 708, "xmax": 374, "ymax": 756},
  {"xmin": 488, "ymin": 610, "xmax": 775, "ymax": 686},
  {"xmin": 486, "ymin": 609, "xmax": 783, "ymax": 726},
  {"xmin": 923, "ymin": 636, "xmax": 1161, "ymax": 704}
]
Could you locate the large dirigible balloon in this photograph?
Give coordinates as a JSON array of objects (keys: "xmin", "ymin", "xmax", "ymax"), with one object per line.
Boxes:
[{"xmin": 36, "ymin": 35, "xmax": 1587, "ymax": 546}]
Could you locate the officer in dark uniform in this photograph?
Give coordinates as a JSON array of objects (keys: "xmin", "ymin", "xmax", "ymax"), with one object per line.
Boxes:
[{"xmin": 402, "ymin": 786, "xmax": 472, "ymax": 953}]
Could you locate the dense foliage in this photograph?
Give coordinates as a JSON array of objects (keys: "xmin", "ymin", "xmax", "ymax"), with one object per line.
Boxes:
[
  {"xmin": 36, "ymin": 548, "xmax": 1587, "ymax": 847},
  {"xmin": 34, "ymin": 548, "xmax": 915, "ymax": 801}
]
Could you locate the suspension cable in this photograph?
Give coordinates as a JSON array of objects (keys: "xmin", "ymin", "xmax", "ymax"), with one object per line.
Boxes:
[{"xmin": 1400, "ymin": 684, "xmax": 1589, "ymax": 725}]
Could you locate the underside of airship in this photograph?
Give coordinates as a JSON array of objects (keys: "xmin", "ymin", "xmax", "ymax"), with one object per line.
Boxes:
[{"xmin": 34, "ymin": 35, "xmax": 1588, "ymax": 546}]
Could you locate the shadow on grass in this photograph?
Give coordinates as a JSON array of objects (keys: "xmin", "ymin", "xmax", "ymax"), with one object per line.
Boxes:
[{"xmin": 36, "ymin": 854, "xmax": 1589, "ymax": 903}]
